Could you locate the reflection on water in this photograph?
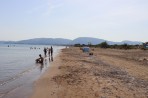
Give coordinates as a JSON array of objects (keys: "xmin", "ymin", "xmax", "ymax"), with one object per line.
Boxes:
[
  {"xmin": 49, "ymin": 56, "xmax": 53, "ymax": 61},
  {"xmin": 36, "ymin": 56, "xmax": 54, "ymax": 72},
  {"xmin": 40, "ymin": 64, "xmax": 44, "ymax": 72}
]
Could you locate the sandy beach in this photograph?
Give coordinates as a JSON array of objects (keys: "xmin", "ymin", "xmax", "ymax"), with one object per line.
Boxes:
[{"xmin": 30, "ymin": 47, "xmax": 148, "ymax": 98}]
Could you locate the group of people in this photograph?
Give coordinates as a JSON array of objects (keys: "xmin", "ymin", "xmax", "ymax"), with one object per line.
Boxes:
[
  {"xmin": 36, "ymin": 46, "xmax": 53, "ymax": 64},
  {"xmin": 43, "ymin": 46, "xmax": 53, "ymax": 57},
  {"xmin": 44, "ymin": 46, "xmax": 53, "ymax": 61}
]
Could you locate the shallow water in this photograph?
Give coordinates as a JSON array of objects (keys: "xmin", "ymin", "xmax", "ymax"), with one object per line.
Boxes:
[{"xmin": 0, "ymin": 44, "xmax": 65, "ymax": 98}]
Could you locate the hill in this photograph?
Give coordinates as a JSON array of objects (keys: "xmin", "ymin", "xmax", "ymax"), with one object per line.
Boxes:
[
  {"xmin": 16, "ymin": 38, "xmax": 72, "ymax": 45},
  {"xmin": 0, "ymin": 37, "xmax": 143, "ymax": 45},
  {"xmin": 70, "ymin": 37, "xmax": 143, "ymax": 45},
  {"xmin": 70, "ymin": 37, "xmax": 105, "ymax": 45}
]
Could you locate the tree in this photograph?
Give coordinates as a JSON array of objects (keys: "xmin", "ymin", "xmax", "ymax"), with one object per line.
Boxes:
[
  {"xmin": 121, "ymin": 43, "xmax": 131, "ymax": 49},
  {"xmin": 74, "ymin": 44, "xmax": 81, "ymax": 47},
  {"xmin": 99, "ymin": 41, "xmax": 109, "ymax": 48}
]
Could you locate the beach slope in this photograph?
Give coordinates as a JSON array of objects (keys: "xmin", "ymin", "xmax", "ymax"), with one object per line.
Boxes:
[{"xmin": 30, "ymin": 47, "xmax": 148, "ymax": 98}]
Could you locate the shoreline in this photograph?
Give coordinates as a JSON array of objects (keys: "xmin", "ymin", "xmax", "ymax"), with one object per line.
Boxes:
[
  {"xmin": 30, "ymin": 47, "xmax": 148, "ymax": 98},
  {"xmin": 30, "ymin": 51, "xmax": 62, "ymax": 98},
  {"xmin": 0, "ymin": 45, "xmax": 64, "ymax": 98}
]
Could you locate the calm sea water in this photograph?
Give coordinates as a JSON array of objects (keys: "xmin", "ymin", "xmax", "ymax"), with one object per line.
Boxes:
[{"xmin": 0, "ymin": 44, "xmax": 65, "ymax": 98}]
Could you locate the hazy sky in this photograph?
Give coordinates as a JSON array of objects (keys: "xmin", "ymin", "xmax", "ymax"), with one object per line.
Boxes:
[{"xmin": 0, "ymin": 0, "xmax": 148, "ymax": 42}]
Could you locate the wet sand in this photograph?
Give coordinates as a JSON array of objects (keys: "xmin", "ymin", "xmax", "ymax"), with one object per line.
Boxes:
[{"xmin": 30, "ymin": 47, "xmax": 148, "ymax": 98}]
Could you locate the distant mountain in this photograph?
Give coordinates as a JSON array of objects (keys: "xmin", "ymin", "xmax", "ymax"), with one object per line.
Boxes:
[
  {"xmin": 120, "ymin": 40, "xmax": 143, "ymax": 45},
  {"xmin": 70, "ymin": 37, "xmax": 105, "ymax": 45},
  {"xmin": 0, "ymin": 37, "xmax": 143, "ymax": 45},
  {"xmin": 107, "ymin": 40, "xmax": 143, "ymax": 45},
  {"xmin": 71, "ymin": 37, "xmax": 143, "ymax": 45},
  {"xmin": 0, "ymin": 41, "xmax": 16, "ymax": 44},
  {"xmin": 16, "ymin": 38, "xmax": 72, "ymax": 45}
]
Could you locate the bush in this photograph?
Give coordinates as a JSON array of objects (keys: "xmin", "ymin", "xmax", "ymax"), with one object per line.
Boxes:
[{"xmin": 99, "ymin": 42, "xmax": 109, "ymax": 48}]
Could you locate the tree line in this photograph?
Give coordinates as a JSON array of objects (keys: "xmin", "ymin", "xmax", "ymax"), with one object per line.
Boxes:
[{"xmin": 74, "ymin": 41, "xmax": 148, "ymax": 50}]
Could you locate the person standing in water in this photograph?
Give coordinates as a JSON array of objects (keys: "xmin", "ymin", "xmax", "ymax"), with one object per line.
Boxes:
[
  {"xmin": 48, "ymin": 47, "xmax": 51, "ymax": 61},
  {"xmin": 51, "ymin": 46, "xmax": 53, "ymax": 61},
  {"xmin": 43, "ymin": 47, "xmax": 47, "ymax": 57}
]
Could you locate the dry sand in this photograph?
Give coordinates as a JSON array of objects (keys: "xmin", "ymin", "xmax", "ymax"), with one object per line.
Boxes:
[{"xmin": 30, "ymin": 47, "xmax": 148, "ymax": 98}]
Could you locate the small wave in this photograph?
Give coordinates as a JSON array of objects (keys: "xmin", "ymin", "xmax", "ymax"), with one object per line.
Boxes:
[{"xmin": 0, "ymin": 66, "xmax": 36, "ymax": 86}]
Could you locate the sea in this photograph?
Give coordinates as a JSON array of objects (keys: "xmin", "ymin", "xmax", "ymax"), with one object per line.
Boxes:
[{"xmin": 0, "ymin": 44, "xmax": 65, "ymax": 98}]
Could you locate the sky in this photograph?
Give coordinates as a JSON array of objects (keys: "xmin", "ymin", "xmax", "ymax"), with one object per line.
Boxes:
[{"xmin": 0, "ymin": 0, "xmax": 148, "ymax": 42}]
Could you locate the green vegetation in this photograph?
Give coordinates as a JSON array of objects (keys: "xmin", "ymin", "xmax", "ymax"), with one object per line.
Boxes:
[
  {"xmin": 74, "ymin": 41, "xmax": 146, "ymax": 50},
  {"xmin": 97, "ymin": 41, "xmax": 109, "ymax": 48}
]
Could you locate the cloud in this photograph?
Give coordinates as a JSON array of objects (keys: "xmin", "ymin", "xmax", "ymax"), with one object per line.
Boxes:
[
  {"xmin": 42, "ymin": 2, "xmax": 64, "ymax": 16},
  {"xmin": 26, "ymin": 0, "xmax": 64, "ymax": 16}
]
